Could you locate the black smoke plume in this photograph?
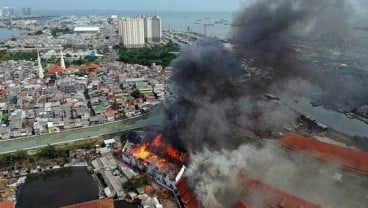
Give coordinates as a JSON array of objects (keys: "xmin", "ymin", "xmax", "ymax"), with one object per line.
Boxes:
[{"xmin": 150, "ymin": 0, "xmax": 368, "ymax": 206}]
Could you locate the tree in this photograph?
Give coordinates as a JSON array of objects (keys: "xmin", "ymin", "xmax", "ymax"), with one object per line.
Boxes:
[
  {"xmin": 131, "ymin": 89, "xmax": 143, "ymax": 99},
  {"xmin": 38, "ymin": 145, "xmax": 58, "ymax": 159},
  {"xmin": 118, "ymin": 41, "xmax": 179, "ymax": 67},
  {"xmin": 14, "ymin": 150, "xmax": 27, "ymax": 160}
]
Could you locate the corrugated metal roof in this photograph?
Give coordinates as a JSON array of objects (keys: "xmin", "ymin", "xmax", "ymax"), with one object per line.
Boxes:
[
  {"xmin": 0, "ymin": 202, "xmax": 15, "ymax": 208},
  {"xmin": 176, "ymin": 177, "xmax": 203, "ymax": 208},
  {"xmin": 279, "ymin": 133, "xmax": 368, "ymax": 173},
  {"xmin": 239, "ymin": 174, "xmax": 321, "ymax": 208},
  {"xmin": 73, "ymin": 27, "xmax": 100, "ymax": 32},
  {"xmin": 62, "ymin": 199, "xmax": 114, "ymax": 208},
  {"xmin": 232, "ymin": 200, "xmax": 251, "ymax": 208}
]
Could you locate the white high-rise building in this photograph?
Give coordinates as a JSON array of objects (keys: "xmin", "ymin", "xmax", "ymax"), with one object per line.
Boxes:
[
  {"xmin": 144, "ymin": 17, "xmax": 153, "ymax": 42},
  {"xmin": 151, "ymin": 15, "xmax": 162, "ymax": 42},
  {"xmin": 118, "ymin": 17, "xmax": 145, "ymax": 48},
  {"xmin": 22, "ymin": 7, "xmax": 32, "ymax": 16},
  {"xmin": 144, "ymin": 16, "xmax": 162, "ymax": 42},
  {"xmin": 2, "ymin": 7, "xmax": 14, "ymax": 17}
]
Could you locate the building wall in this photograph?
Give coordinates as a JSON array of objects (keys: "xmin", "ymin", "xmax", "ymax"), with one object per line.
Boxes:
[
  {"xmin": 22, "ymin": 8, "xmax": 31, "ymax": 16},
  {"xmin": 144, "ymin": 17, "xmax": 153, "ymax": 42},
  {"xmin": 119, "ymin": 17, "xmax": 145, "ymax": 48},
  {"xmin": 151, "ymin": 16, "xmax": 162, "ymax": 42},
  {"xmin": 144, "ymin": 16, "xmax": 161, "ymax": 43},
  {"xmin": 2, "ymin": 7, "xmax": 14, "ymax": 17}
]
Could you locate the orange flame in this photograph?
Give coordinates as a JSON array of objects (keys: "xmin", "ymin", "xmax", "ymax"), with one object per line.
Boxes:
[
  {"xmin": 132, "ymin": 133, "xmax": 186, "ymax": 164},
  {"xmin": 152, "ymin": 134, "xmax": 165, "ymax": 147},
  {"xmin": 133, "ymin": 144, "xmax": 150, "ymax": 159}
]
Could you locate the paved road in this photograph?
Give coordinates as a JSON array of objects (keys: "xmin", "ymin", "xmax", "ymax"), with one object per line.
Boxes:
[{"xmin": 0, "ymin": 114, "xmax": 161, "ymax": 154}]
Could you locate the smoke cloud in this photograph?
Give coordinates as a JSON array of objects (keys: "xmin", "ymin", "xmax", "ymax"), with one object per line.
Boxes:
[
  {"xmin": 148, "ymin": 0, "xmax": 368, "ymax": 207},
  {"xmin": 187, "ymin": 142, "xmax": 368, "ymax": 208}
]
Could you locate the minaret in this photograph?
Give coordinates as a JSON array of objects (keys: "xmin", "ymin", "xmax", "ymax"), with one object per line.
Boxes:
[
  {"xmin": 37, "ymin": 50, "xmax": 44, "ymax": 79},
  {"xmin": 60, "ymin": 46, "xmax": 66, "ymax": 70}
]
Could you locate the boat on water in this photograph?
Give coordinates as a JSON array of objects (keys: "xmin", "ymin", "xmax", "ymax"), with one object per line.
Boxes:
[
  {"xmin": 345, "ymin": 112, "xmax": 356, "ymax": 119},
  {"xmin": 16, "ymin": 176, "xmax": 27, "ymax": 187}
]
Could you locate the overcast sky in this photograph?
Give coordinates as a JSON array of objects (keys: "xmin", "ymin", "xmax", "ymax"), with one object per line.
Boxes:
[{"xmin": 0, "ymin": 0, "xmax": 246, "ymax": 11}]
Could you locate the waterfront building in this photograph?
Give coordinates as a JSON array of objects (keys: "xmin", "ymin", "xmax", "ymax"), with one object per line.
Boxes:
[
  {"xmin": 118, "ymin": 17, "xmax": 145, "ymax": 48},
  {"xmin": 2, "ymin": 7, "xmax": 14, "ymax": 17},
  {"xmin": 144, "ymin": 16, "xmax": 162, "ymax": 42},
  {"xmin": 22, "ymin": 7, "xmax": 32, "ymax": 16}
]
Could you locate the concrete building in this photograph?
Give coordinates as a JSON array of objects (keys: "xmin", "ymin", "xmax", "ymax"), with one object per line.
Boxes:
[
  {"xmin": 2, "ymin": 7, "xmax": 14, "ymax": 17},
  {"xmin": 144, "ymin": 15, "xmax": 161, "ymax": 42},
  {"xmin": 73, "ymin": 26, "xmax": 100, "ymax": 33},
  {"xmin": 118, "ymin": 17, "xmax": 145, "ymax": 48},
  {"xmin": 22, "ymin": 7, "xmax": 31, "ymax": 16}
]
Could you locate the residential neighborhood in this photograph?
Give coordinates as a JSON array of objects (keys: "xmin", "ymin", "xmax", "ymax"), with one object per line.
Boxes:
[{"xmin": 0, "ymin": 57, "xmax": 169, "ymax": 140}]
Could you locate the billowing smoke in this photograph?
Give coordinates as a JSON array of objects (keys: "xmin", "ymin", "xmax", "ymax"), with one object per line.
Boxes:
[
  {"xmin": 150, "ymin": 0, "xmax": 368, "ymax": 207},
  {"xmin": 188, "ymin": 143, "xmax": 368, "ymax": 208}
]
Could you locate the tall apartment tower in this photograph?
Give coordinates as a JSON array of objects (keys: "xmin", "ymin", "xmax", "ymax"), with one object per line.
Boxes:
[
  {"xmin": 144, "ymin": 16, "xmax": 162, "ymax": 42},
  {"xmin": 22, "ymin": 8, "xmax": 32, "ymax": 16},
  {"xmin": 2, "ymin": 7, "xmax": 14, "ymax": 17},
  {"xmin": 118, "ymin": 17, "xmax": 145, "ymax": 48}
]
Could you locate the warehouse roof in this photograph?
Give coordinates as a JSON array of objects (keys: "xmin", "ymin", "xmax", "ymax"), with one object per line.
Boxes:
[
  {"xmin": 232, "ymin": 200, "xmax": 251, "ymax": 208},
  {"xmin": 176, "ymin": 177, "xmax": 203, "ymax": 208},
  {"xmin": 73, "ymin": 27, "xmax": 100, "ymax": 32},
  {"xmin": 0, "ymin": 202, "xmax": 15, "ymax": 208},
  {"xmin": 279, "ymin": 133, "xmax": 368, "ymax": 173},
  {"xmin": 62, "ymin": 199, "xmax": 114, "ymax": 208},
  {"xmin": 239, "ymin": 174, "xmax": 320, "ymax": 208}
]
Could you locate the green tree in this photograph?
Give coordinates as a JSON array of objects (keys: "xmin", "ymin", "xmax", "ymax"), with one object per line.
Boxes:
[
  {"xmin": 38, "ymin": 145, "xmax": 58, "ymax": 159},
  {"xmin": 13, "ymin": 150, "xmax": 27, "ymax": 160},
  {"xmin": 118, "ymin": 41, "xmax": 179, "ymax": 67},
  {"xmin": 131, "ymin": 89, "xmax": 143, "ymax": 99}
]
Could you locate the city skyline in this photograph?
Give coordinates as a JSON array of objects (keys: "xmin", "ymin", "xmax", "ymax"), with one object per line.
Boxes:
[{"xmin": 0, "ymin": 0, "xmax": 246, "ymax": 12}]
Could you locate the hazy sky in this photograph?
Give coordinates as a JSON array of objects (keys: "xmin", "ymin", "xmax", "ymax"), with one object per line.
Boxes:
[{"xmin": 0, "ymin": 0, "xmax": 245, "ymax": 11}]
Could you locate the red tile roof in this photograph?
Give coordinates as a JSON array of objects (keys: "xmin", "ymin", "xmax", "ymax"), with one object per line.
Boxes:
[
  {"xmin": 0, "ymin": 202, "xmax": 15, "ymax": 208},
  {"xmin": 279, "ymin": 133, "xmax": 368, "ymax": 173},
  {"xmin": 48, "ymin": 65, "xmax": 64, "ymax": 74},
  {"xmin": 240, "ymin": 174, "xmax": 320, "ymax": 208},
  {"xmin": 176, "ymin": 177, "xmax": 203, "ymax": 208},
  {"xmin": 144, "ymin": 185, "xmax": 155, "ymax": 195},
  {"xmin": 232, "ymin": 200, "xmax": 251, "ymax": 208},
  {"xmin": 62, "ymin": 199, "xmax": 114, "ymax": 208}
]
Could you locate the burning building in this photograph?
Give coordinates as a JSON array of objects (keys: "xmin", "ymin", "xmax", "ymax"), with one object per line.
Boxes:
[
  {"xmin": 232, "ymin": 200, "xmax": 251, "ymax": 208},
  {"xmin": 176, "ymin": 177, "xmax": 203, "ymax": 208},
  {"xmin": 121, "ymin": 133, "xmax": 187, "ymax": 191}
]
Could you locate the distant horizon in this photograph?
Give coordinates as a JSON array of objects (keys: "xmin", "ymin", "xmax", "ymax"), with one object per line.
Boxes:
[
  {"xmin": 29, "ymin": 9, "xmax": 236, "ymax": 17},
  {"xmin": 27, "ymin": 9, "xmax": 237, "ymax": 14},
  {"xmin": 0, "ymin": 0, "xmax": 244, "ymax": 12}
]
